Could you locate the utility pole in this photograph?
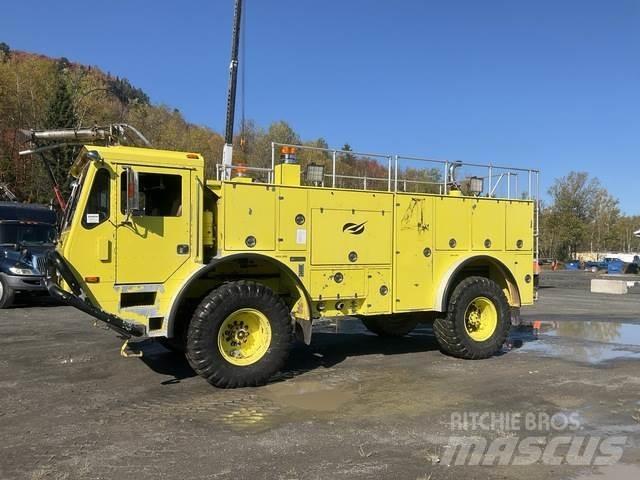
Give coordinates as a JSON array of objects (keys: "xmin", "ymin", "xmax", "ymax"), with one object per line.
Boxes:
[{"xmin": 221, "ymin": 0, "xmax": 243, "ymax": 178}]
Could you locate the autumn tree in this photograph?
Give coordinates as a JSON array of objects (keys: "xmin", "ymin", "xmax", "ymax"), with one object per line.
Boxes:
[
  {"xmin": 341, "ymin": 143, "xmax": 356, "ymax": 167},
  {"xmin": 2, "ymin": 48, "xmax": 639, "ymax": 257},
  {"xmin": 43, "ymin": 61, "xmax": 79, "ymax": 197},
  {"xmin": 540, "ymin": 172, "xmax": 626, "ymax": 259},
  {"xmin": 0, "ymin": 42, "xmax": 10, "ymax": 62}
]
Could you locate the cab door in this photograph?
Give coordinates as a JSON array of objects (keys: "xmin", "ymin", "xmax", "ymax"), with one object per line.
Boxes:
[
  {"xmin": 64, "ymin": 164, "xmax": 116, "ymax": 287},
  {"xmin": 115, "ymin": 165, "xmax": 191, "ymax": 284}
]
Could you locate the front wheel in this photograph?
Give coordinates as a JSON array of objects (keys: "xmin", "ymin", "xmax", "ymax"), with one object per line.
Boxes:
[
  {"xmin": 186, "ymin": 281, "xmax": 293, "ymax": 388},
  {"xmin": 0, "ymin": 275, "xmax": 15, "ymax": 309},
  {"xmin": 433, "ymin": 276, "xmax": 510, "ymax": 359}
]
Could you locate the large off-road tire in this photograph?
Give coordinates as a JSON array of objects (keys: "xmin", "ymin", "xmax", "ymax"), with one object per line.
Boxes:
[
  {"xmin": 361, "ymin": 315, "xmax": 418, "ymax": 337},
  {"xmin": 433, "ymin": 276, "xmax": 510, "ymax": 359},
  {"xmin": 186, "ymin": 281, "xmax": 293, "ymax": 388},
  {"xmin": 0, "ymin": 275, "xmax": 15, "ymax": 309}
]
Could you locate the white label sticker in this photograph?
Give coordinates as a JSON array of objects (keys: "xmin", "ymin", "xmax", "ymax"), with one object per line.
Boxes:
[
  {"xmin": 296, "ymin": 228, "xmax": 307, "ymax": 244},
  {"xmin": 86, "ymin": 213, "xmax": 100, "ymax": 224}
]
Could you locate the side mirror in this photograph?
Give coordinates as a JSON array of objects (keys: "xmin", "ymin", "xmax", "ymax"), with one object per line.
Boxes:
[
  {"xmin": 84, "ymin": 150, "xmax": 103, "ymax": 164},
  {"xmin": 124, "ymin": 166, "xmax": 141, "ymax": 216}
]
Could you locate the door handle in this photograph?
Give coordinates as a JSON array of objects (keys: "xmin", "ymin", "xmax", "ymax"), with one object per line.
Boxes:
[{"xmin": 177, "ymin": 244, "xmax": 189, "ymax": 255}]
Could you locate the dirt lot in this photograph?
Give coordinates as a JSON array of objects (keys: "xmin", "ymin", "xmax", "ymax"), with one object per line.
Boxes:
[{"xmin": 1, "ymin": 270, "xmax": 640, "ymax": 479}]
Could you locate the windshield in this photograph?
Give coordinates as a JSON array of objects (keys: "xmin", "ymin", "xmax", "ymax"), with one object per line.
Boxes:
[
  {"xmin": 0, "ymin": 223, "xmax": 56, "ymax": 245},
  {"xmin": 61, "ymin": 164, "xmax": 89, "ymax": 231}
]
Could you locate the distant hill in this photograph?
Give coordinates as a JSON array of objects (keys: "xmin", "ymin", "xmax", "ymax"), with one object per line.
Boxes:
[
  {"xmin": 0, "ymin": 44, "xmax": 439, "ymax": 204},
  {"xmin": 0, "ymin": 44, "xmax": 226, "ymax": 202}
]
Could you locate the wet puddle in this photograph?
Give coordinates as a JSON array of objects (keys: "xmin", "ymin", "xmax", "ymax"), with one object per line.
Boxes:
[
  {"xmin": 514, "ymin": 320, "xmax": 640, "ymax": 363},
  {"xmin": 263, "ymin": 380, "xmax": 356, "ymax": 412},
  {"xmin": 543, "ymin": 321, "xmax": 640, "ymax": 345}
]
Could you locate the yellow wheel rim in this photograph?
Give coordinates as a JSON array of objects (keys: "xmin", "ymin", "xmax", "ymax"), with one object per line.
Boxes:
[
  {"xmin": 217, "ymin": 308, "xmax": 272, "ymax": 366},
  {"xmin": 464, "ymin": 296, "xmax": 498, "ymax": 342}
]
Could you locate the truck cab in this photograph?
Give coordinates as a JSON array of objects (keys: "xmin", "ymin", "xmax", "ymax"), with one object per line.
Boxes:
[{"xmin": 0, "ymin": 202, "xmax": 57, "ymax": 308}]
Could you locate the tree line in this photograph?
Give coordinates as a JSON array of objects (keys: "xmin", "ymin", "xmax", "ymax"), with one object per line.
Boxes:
[
  {"xmin": 1, "ymin": 45, "xmax": 637, "ymax": 257},
  {"xmin": 0, "ymin": 46, "xmax": 440, "ymax": 202},
  {"xmin": 0, "ymin": 44, "xmax": 226, "ymax": 200},
  {"xmin": 540, "ymin": 172, "xmax": 639, "ymax": 259}
]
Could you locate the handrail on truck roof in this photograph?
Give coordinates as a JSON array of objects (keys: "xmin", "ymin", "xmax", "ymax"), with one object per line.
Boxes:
[{"xmin": 216, "ymin": 141, "xmax": 540, "ymax": 202}]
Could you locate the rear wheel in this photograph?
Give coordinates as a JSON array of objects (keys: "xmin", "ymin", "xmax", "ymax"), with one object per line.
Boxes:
[
  {"xmin": 361, "ymin": 315, "xmax": 418, "ymax": 337},
  {"xmin": 433, "ymin": 276, "xmax": 510, "ymax": 359},
  {"xmin": 186, "ymin": 281, "xmax": 293, "ymax": 388},
  {"xmin": 0, "ymin": 275, "xmax": 15, "ymax": 309}
]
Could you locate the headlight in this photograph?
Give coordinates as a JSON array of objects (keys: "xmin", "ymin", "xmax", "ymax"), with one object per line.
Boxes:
[{"xmin": 9, "ymin": 265, "xmax": 36, "ymax": 276}]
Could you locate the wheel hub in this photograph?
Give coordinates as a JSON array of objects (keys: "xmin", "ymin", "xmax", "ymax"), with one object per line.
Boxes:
[
  {"xmin": 464, "ymin": 296, "xmax": 498, "ymax": 342},
  {"xmin": 218, "ymin": 309, "xmax": 272, "ymax": 366},
  {"xmin": 223, "ymin": 321, "xmax": 251, "ymax": 347}
]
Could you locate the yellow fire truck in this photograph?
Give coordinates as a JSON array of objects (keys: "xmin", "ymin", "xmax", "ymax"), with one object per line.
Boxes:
[{"xmin": 23, "ymin": 1, "xmax": 538, "ymax": 388}]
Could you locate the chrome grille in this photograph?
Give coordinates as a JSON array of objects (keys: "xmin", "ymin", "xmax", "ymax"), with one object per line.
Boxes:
[{"xmin": 32, "ymin": 255, "xmax": 47, "ymax": 275}]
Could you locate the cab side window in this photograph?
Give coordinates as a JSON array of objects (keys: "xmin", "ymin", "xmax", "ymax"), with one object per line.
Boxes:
[
  {"xmin": 120, "ymin": 172, "xmax": 182, "ymax": 217},
  {"xmin": 82, "ymin": 169, "xmax": 110, "ymax": 229}
]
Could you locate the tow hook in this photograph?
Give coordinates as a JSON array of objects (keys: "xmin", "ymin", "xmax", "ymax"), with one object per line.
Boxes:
[{"xmin": 120, "ymin": 339, "xmax": 143, "ymax": 358}]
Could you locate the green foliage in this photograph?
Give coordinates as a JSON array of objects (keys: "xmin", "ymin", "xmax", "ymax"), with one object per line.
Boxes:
[
  {"xmin": 0, "ymin": 42, "xmax": 10, "ymax": 62},
  {"xmin": 341, "ymin": 143, "xmax": 356, "ymax": 167},
  {"xmin": 0, "ymin": 50, "xmax": 222, "ymax": 203},
  {"xmin": 398, "ymin": 167, "xmax": 442, "ymax": 194},
  {"xmin": 44, "ymin": 70, "xmax": 80, "ymax": 197},
  {"xmin": 267, "ymin": 121, "xmax": 300, "ymax": 145},
  {"xmin": 0, "ymin": 50, "xmax": 431, "ymax": 199},
  {"xmin": 107, "ymin": 75, "xmax": 150, "ymax": 105},
  {"xmin": 1, "ymin": 49, "xmax": 637, "ymax": 257},
  {"xmin": 539, "ymin": 171, "xmax": 636, "ymax": 259},
  {"xmin": 45, "ymin": 77, "xmax": 77, "ymax": 129}
]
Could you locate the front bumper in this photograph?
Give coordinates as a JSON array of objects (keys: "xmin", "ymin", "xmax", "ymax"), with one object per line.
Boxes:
[
  {"xmin": 2, "ymin": 273, "xmax": 47, "ymax": 292},
  {"xmin": 45, "ymin": 251, "xmax": 145, "ymax": 338}
]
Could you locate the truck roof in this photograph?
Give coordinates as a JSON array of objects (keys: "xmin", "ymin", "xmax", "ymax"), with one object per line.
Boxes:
[
  {"xmin": 80, "ymin": 145, "xmax": 204, "ymax": 170},
  {"xmin": 0, "ymin": 202, "xmax": 57, "ymax": 224}
]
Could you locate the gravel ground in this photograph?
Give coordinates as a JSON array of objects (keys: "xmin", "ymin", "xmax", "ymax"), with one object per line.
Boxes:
[{"xmin": 1, "ymin": 270, "xmax": 639, "ymax": 479}]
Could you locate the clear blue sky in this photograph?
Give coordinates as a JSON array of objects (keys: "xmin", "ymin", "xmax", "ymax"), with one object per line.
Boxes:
[{"xmin": 2, "ymin": 0, "xmax": 639, "ymax": 213}]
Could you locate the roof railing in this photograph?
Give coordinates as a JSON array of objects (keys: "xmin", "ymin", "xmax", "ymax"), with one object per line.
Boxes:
[{"xmin": 242, "ymin": 142, "xmax": 541, "ymax": 200}]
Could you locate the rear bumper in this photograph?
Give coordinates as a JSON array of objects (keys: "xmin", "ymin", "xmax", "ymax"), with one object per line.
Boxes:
[
  {"xmin": 2, "ymin": 273, "xmax": 47, "ymax": 292},
  {"xmin": 45, "ymin": 251, "xmax": 145, "ymax": 338}
]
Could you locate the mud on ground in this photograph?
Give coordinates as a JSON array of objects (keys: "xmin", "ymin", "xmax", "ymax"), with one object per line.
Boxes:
[{"xmin": 1, "ymin": 270, "xmax": 639, "ymax": 479}]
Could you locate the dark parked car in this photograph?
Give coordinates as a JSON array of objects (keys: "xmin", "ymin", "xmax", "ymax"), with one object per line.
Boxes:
[{"xmin": 0, "ymin": 202, "xmax": 57, "ymax": 308}]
